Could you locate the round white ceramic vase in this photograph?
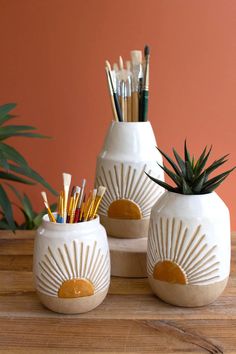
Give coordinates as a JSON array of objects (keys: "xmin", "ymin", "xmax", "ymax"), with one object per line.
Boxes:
[
  {"xmin": 95, "ymin": 121, "xmax": 164, "ymax": 238},
  {"xmin": 147, "ymin": 191, "xmax": 230, "ymax": 307},
  {"xmin": 33, "ymin": 215, "xmax": 110, "ymax": 314}
]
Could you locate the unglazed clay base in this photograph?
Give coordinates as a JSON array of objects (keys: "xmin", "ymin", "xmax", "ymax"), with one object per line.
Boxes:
[
  {"xmin": 108, "ymin": 236, "xmax": 147, "ymax": 277},
  {"xmin": 100, "ymin": 215, "xmax": 149, "ymax": 238},
  {"xmin": 38, "ymin": 288, "xmax": 108, "ymax": 314},
  {"xmin": 149, "ymin": 277, "xmax": 228, "ymax": 307}
]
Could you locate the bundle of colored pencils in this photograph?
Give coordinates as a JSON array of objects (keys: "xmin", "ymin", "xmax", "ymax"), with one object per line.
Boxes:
[
  {"xmin": 105, "ymin": 45, "xmax": 150, "ymax": 122},
  {"xmin": 41, "ymin": 173, "xmax": 106, "ymax": 223}
]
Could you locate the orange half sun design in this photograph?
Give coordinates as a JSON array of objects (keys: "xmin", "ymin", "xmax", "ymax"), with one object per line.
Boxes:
[
  {"xmin": 96, "ymin": 163, "xmax": 163, "ymax": 220},
  {"xmin": 37, "ymin": 240, "xmax": 110, "ymax": 298},
  {"xmin": 147, "ymin": 218, "xmax": 220, "ymax": 285}
]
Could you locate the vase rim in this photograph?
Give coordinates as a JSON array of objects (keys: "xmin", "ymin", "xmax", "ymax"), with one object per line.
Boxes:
[
  {"xmin": 165, "ymin": 190, "xmax": 215, "ymax": 198},
  {"xmin": 111, "ymin": 121, "xmax": 151, "ymax": 125},
  {"xmin": 41, "ymin": 213, "xmax": 100, "ymax": 230}
]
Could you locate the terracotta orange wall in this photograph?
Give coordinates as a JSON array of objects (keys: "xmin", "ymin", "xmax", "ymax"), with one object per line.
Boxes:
[{"xmin": 0, "ymin": 0, "xmax": 236, "ymax": 227}]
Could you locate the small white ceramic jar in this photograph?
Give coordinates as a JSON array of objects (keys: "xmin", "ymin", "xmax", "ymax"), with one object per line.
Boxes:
[
  {"xmin": 147, "ymin": 191, "xmax": 230, "ymax": 307},
  {"xmin": 33, "ymin": 215, "xmax": 110, "ymax": 314},
  {"xmin": 95, "ymin": 121, "xmax": 164, "ymax": 238}
]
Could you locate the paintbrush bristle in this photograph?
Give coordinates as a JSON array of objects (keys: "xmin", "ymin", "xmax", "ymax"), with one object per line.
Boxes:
[
  {"xmin": 75, "ymin": 186, "xmax": 81, "ymax": 194},
  {"xmin": 97, "ymin": 186, "xmax": 106, "ymax": 197},
  {"xmin": 119, "ymin": 56, "xmax": 124, "ymax": 70},
  {"xmin": 113, "ymin": 63, "xmax": 118, "ymax": 72},
  {"xmin": 63, "ymin": 173, "xmax": 72, "ymax": 187},
  {"xmin": 144, "ymin": 45, "xmax": 150, "ymax": 57},
  {"xmin": 92, "ymin": 189, "xmax": 97, "ymax": 198},
  {"xmin": 130, "ymin": 50, "xmax": 142, "ymax": 65},
  {"xmin": 81, "ymin": 178, "xmax": 86, "ymax": 188},
  {"xmin": 41, "ymin": 191, "xmax": 48, "ymax": 205},
  {"xmin": 126, "ymin": 60, "xmax": 131, "ymax": 71},
  {"xmin": 105, "ymin": 60, "xmax": 112, "ymax": 71}
]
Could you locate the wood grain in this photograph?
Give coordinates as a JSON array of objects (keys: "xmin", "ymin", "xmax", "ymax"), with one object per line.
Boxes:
[{"xmin": 0, "ymin": 231, "xmax": 235, "ymax": 353}]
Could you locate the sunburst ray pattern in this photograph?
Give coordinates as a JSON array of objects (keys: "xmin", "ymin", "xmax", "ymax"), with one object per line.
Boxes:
[
  {"xmin": 147, "ymin": 217, "xmax": 220, "ymax": 285},
  {"xmin": 36, "ymin": 240, "xmax": 110, "ymax": 297},
  {"xmin": 96, "ymin": 162, "xmax": 163, "ymax": 219}
]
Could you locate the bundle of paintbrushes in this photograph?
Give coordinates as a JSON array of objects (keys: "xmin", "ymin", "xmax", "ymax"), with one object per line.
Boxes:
[
  {"xmin": 41, "ymin": 173, "xmax": 106, "ymax": 223},
  {"xmin": 105, "ymin": 45, "xmax": 150, "ymax": 122}
]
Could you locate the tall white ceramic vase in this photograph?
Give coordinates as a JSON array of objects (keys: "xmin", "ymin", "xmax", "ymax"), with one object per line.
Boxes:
[
  {"xmin": 33, "ymin": 215, "xmax": 110, "ymax": 314},
  {"xmin": 95, "ymin": 121, "xmax": 164, "ymax": 238},
  {"xmin": 147, "ymin": 191, "xmax": 230, "ymax": 307}
]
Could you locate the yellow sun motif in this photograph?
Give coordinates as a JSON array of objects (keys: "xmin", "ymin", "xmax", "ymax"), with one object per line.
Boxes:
[
  {"xmin": 58, "ymin": 278, "xmax": 94, "ymax": 298},
  {"xmin": 37, "ymin": 241, "xmax": 110, "ymax": 298},
  {"xmin": 96, "ymin": 163, "xmax": 162, "ymax": 219},
  {"xmin": 108, "ymin": 199, "xmax": 141, "ymax": 219},
  {"xmin": 147, "ymin": 218, "xmax": 220, "ymax": 285}
]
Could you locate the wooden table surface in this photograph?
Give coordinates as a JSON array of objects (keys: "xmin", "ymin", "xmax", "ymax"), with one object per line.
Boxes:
[{"xmin": 0, "ymin": 231, "xmax": 235, "ymax": 354}]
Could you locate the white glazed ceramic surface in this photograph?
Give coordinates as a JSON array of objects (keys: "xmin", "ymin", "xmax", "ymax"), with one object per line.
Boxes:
[
  {"xmin": 33, "ymin": 215, "xmax": 110, "ymax": 314},
  {"xmin": 147, "ymin": 191, "xmax": 230, "ymax": 307},
  {"xmin": 95, "ymin": 121, "xmax": 164, "ymax": 238}
]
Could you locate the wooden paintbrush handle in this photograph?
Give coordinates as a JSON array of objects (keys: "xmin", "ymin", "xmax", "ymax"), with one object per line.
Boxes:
[
  {"xmin": 132, "ymin": 92, "xmax": 139, "ymax": 122},
  {"xmin": 127, "ymin": 96, "xmax": 132, "ymax": 122}
]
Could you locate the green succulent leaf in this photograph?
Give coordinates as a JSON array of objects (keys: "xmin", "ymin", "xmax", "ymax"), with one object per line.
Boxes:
[
  {"xmin": 192, "ymin": 171, "xmax": 207, "ymax": 193},
  {"xmin": 147, "ymin": 142, "xmax": 235, "ymax": 195},
  {"xmin": 157, "ymin": 163, "xmax": 182, "ymax": 187},
  {"xmin": 182, "ymin": 178, "xmax": 192, "ymax": 194},
  {"xmin": 157, "ymin": 147, "xmax": 181, "ymax": 176},
  {"xmin": 202, "ymin": 167, "xmax": 236, "ymax": 191},
  {"xmin": 145, "ymin": 172, "xmax": 178, "ymax": 192},
  {"xmin": 173, "ymin": 148, "xmax": 186, "ymax": 176}
]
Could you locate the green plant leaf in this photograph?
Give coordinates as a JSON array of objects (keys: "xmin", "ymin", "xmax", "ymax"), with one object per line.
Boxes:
[
  {"xmin": 0, "ymin": 151, "xmax": 10, "ymax": 170},
  {"xmin": 203, "ymin": 155, "xmax": 229, "ymax": 178},
  {"xmin": 0, "ymin": 132, "xmax": 51, "ymax": 140},
  {"xmin": 0, "ymin": 171, "xmax": 34, "ymax": 184},
  {"xmin": 194, "ymin": 146, "xmax": 212, "ymax": 177},
  {"xmin": 182, "ymin": 178, "xmax": 192, "ymax": 194},
  {"xmin": 203, "ymin": 167, "xmax": 235, "ymax": 190},
  {"xmin": 0, "ymin": 103, "xmax": 16, "ymax": 120},
  {"xmin": 145, "ymin": 172, "xmax": 178, "ymax": 192},
  {"xmin": 0, "ymin": 125, "xmax": 36, "ymax": 134},
  {"xmin": 21, "ymin": 194, "xmax": 36, "ymax": 220},
  {"xmin": 8, "ymin": 164, "xmax": 58, "ymax": 196},
  {"xmin": 202, "ymin": 175, "xmax": 229, "ymax": 193},
  {"xmin": 173, "ymin": 148, "xmax": 186, "ymax": 176},
  {"xmin": 157, "ymin": 163, "xmax": 182, "ymax": 187},
  {"xmin": 192, "ymin": 171, "xmax": 207, "ymax": 193},
  {"xmin": 0, "ymin": 184, "xmax": 15, "ymax": 230},
  {"xmin": 0, "ymin": 114, "xmax": 17, "ymax": 126},
  {"xmin": 0, "ymin": 142, "xmax": 29, "ymax": 168},
  {"xmin": 184, "ymin": 140, "xmax": 192, "ymax": 165},
  {"xmin": 157, "ymin": 147, "xmax": 181, "ymax": 176},
  {"xmin": 185, "ymin": 160, "xmax": 194, "ymax": 181}
]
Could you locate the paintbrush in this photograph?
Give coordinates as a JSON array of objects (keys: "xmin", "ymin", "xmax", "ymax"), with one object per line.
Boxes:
[
  {"xmin": 74, "ymin": 179, "xmax": 86, "ymax": 223},
  {"xmin": 105, "ymin": 66, "xmax": 119, "ymax": 122},
  {"xmin": 67, "ymin": 186, "xmax": 75, "ymax": 223},
  {"xmin": 70, "ymin": 186, "xmax": 81, "ymax": 223},
  {"xmin": 62, "ymin": 173, "xmax": 72, "ymax": 223},
  {"xmin": 105, "ymin": 60, "xmax": 123, "ymax": 122},
  {"xmin": 41, "ymin": 191, "xmax": 56, "ymax": 223},
  {"xmin": 79, "ymin": 194, "xmax": 86, "ymax": 222},
  {"xmin": 130, "ymin": 50, "xmax": 143, "ymax": 121},
  {"xmin": 56, "ymin": 191, "xmax": 64, "ymax": 223},
  {"xmin": 91, "ymin": 186, "xmax": 106, "ymax": 218},
  {"xmin": 140, "ymin": 45, "xmax": 150, "ymax": 121},
  {"xmin": 88, "ymin": 189, "xmax": 97, "ymax": 220}
]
